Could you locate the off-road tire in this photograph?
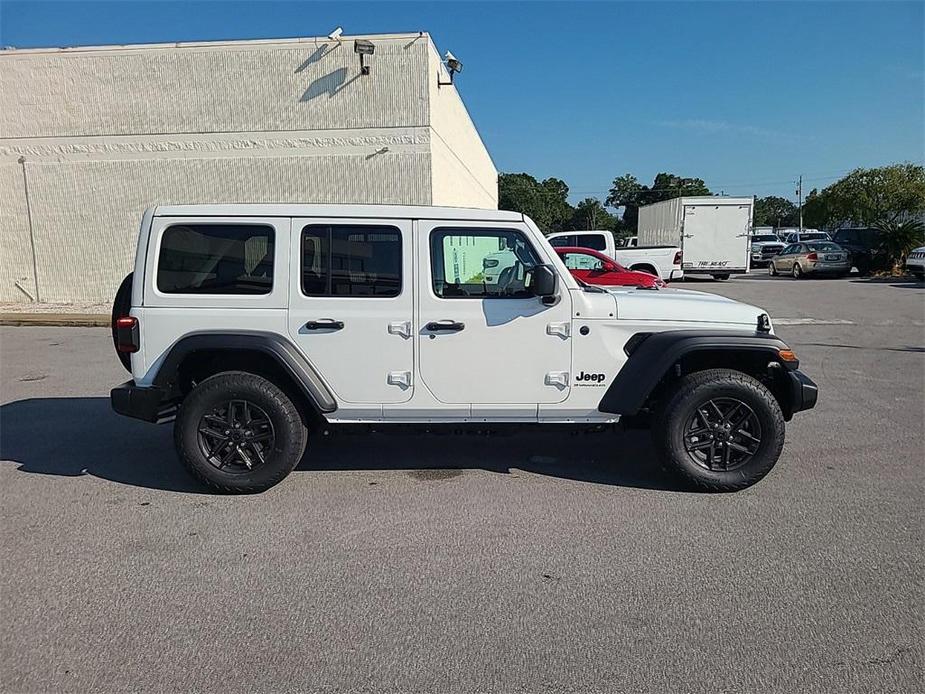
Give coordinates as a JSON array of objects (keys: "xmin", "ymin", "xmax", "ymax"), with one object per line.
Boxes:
[
  {"xmin": 652, "ymin": 368, "xmax": 786, "ymax": 492},
  {"xmin": 175, "ymin": 371, "xmax": 307, "ymax": 493}
]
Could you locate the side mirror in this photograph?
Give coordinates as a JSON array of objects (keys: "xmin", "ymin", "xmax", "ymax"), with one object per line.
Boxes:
[
  {"xmin": 603, "ymin": 262, "xmax": 618, "ymax": 272},
  {"xmin": 529, "ymin": 264, "xmax": 558, "ymax": 298}
]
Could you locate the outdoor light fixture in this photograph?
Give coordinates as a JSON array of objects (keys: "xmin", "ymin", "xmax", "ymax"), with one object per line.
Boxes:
[
  {"xmin": 438, "ymin": 50, "xmax": 463, "ymax": 87},
  {"xmin": 354, "ymin": 39, "xmax": 375, "ymax": 75}
]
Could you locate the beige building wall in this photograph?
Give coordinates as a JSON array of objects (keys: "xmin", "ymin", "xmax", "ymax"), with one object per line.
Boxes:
[
  {"xmin": 426, "ymin": 44, "xmax": 498, "ymax": 209},
  {"xmin": 0, "ymin": 33, "xmax": 496, "ymax": 304}
]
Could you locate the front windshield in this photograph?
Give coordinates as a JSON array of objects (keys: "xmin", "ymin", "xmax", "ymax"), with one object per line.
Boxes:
[
  {"xmin": 802, "ymin": 233, "xmax": 829, "ymax": 241},
  {"xmin": 752, "ymin": 235, "xmax": 778, "ymax": 242}
]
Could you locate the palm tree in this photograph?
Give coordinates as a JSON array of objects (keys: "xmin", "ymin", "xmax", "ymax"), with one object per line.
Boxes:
[{"xmin": 877, "ymin": 218, "xmax": 925, "ymax": 272}]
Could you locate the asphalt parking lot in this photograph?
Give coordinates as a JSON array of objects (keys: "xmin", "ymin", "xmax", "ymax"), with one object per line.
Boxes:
[{"xmin": 1, "ymin": 273, "xmax": 923, "ymax": 693}]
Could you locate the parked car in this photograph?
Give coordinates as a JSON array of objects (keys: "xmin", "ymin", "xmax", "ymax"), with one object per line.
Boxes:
[
  {"xmin": 905, "ymin": 246, "xmax": 925, "ymax": 279},
  {"xmin": 782, "ymin": 230, "xmax": 831, "ymax": 244},
  {"xmin": 769, "ymin": 241, "xmax": 849, "ymax": 278},
  {"xmin": 554, "ymin": 246, "xmax": 665, "ymax": 288},
  {"xmin": 481, "ymin": 248, "xmax": 516, "ymax": 285},
  {"xmin": 110, "ymin": 204, "xmax": 817, "ymax": 493},
  {"xmin": 750, "ymin": 233, "xmax": 786, "ymax": 267},
  {"xmin": 546, "ymin": 230, "xmax": 683, "ymax": 281},
  {"xmin": 830, "ymin": 227, "xmax": 883, "ymax": 275}
]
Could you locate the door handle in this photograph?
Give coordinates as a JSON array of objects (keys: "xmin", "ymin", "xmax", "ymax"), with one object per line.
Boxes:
[
  {"xmin": 304, "ymin": 319, "xmax": 344, "ymax": 331},
  {"xmin": 425, "ymin": 320, "xmax": 465, "ymax": 332}
]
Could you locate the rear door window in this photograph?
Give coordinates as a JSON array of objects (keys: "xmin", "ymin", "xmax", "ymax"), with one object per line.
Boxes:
[
  {"xmin": 301, "ymin": 225, "xmax": 402, "ymax": 297},
  {"xmin": 157, "ymin": 224, "xmax": 274, "ymax": 294},
  {"xmin": 548, "ymin": 235, "xmax": 575, "ymax": 248}
]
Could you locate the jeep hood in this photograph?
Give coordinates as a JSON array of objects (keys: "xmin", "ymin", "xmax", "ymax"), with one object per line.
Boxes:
[{"xmin": 611, "ymin": 287, "xmax": 767, "ymax": 327}]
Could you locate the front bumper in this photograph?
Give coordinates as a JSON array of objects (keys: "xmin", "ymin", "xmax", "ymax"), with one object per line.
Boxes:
[
  {"xmin": 110, "ymin": 381, "xmax": 175, "ymax": 423},
  {"xmin": 786, "ymin": 370, "xmax": 818, "ymax": 416}
]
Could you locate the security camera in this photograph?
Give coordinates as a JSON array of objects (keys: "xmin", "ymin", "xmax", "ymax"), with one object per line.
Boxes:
[{"xmin": 327, "ymin": 27, "xmax": 343, "ymax": 41}]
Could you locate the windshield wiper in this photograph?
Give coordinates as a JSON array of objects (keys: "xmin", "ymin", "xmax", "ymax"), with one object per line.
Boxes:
[{"xmin": 575, "ymin": 277, "xmax": 606, "ymax": 293}]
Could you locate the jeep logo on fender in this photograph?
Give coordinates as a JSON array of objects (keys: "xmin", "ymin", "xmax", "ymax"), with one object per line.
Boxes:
[{"xmin": 575, "ymin": 371, "xmax": 606, "ymax": 384}]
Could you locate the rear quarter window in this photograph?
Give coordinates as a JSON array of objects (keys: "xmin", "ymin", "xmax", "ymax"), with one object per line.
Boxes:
[
  {"xmin": 157, "ymin": 224, "xmax": 274, "ymax": 294},
  {"xmin": 575, "ymin": 234, "xmax": 607, "ymax": 251}
]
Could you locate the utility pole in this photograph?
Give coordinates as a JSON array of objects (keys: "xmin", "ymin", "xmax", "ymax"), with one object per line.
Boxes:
[{"xmin": 796, "ymin": 175, "xmax": 803, "ymax": 232}]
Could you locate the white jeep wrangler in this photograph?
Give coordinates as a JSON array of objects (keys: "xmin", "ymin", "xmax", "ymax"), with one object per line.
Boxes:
[{"xmin": 111, "ymin": 204, "xmax": 817, "ymax": 493}]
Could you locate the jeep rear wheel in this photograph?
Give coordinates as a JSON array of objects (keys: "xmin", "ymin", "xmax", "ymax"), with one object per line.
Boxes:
[
  {"xmin": 175, "ymin": 372, "xmax": 307, "ymax": 493},
  {"xmin": 653, "ymin": 368, "xmax": 785, "ymax": 492}
]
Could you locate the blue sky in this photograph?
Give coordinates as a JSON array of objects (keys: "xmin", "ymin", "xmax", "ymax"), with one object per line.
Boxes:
[{"xmin": 2, "ymin": 1, "xmax": 922, "ymax": 204}]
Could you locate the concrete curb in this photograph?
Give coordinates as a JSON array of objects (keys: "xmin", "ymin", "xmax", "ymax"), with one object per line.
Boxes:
[{"xmin": 0, "ymin": 313, "xmax": 109, "ymax": 327}]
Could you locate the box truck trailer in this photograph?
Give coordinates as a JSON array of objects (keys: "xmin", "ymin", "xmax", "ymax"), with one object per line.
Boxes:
[{"xmin": 637, "ymin": 197, "xmax": 753, "ymax": 280}]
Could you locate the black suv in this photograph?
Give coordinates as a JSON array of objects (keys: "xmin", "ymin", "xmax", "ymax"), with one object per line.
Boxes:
[{"xmin": 831, "ymin": 228, "xmax": 883, "ymax": 275}]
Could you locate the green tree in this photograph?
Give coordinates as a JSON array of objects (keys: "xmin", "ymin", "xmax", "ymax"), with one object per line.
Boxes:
[
  {"xmin": 754, "ymin": 195, "xmax": 798, "ymax": 227},
  {"xmin": 605, "ymin": 174, "xmax": 644, "ymax": 230},
  {"xmin": 498, "ymin": 172, "xmax": 574, "ymax": 233},
  {"xmin": 568, "ymin": 197, "xmax": 620, "ymax": 232},
  {"xmin": 646, "ymin": 173, "xmax": 711, "ymax": 204},
  {"xmin": 801, "ymin": 188, "xmax": 830, "ymax": 230},
  {"xmin": 802, "ymin": 163, "xmax": 925, "ymax": 270},
  {"xmin": 878, "ymin": 219, "xmax": 925, "ymax": 270},
  {"xmin": 818, "ymin": 163, "xmax": 925, "ymax": 227},
  {"xmin": 607, "ymin": 172, "xmax": 712, "ymax": 231}
]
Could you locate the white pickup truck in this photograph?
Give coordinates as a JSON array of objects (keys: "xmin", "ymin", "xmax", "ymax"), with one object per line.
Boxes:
[{"xmin": 546, "ymin": 230, "xmax": 683, "ymax": 282}]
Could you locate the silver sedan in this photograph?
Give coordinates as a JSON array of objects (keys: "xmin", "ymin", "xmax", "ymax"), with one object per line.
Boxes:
[{"xmin": 770, "ymin": 241, "xmax": 850, "ymax": 278}]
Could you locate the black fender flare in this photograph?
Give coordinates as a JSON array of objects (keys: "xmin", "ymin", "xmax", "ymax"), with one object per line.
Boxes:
[
  {"xmin": 152, "ymin": 331, "xmax": 337, "ymax": 414},
  {"xmin": 598, "ymin": 330, "xmax": 795, "ymax": 415}
]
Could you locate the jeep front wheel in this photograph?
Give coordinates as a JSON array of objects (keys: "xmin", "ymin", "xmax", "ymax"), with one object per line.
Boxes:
[
  {"xmin": 653, "ymin": 368, "xmax": 785, "ymax": 492},
  {"xmin": 175, "ymin": 372, "xmax": 307, "ymax": 493}
]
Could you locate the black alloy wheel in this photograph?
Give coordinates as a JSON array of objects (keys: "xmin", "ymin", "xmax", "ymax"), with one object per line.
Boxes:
[
  {"xmin": 683, "ymin": 397, "xmax": 762, "ymax": 472},
  {"xmin": 197, "ymin": 399, "xmax": 276, "ymax": 473}
]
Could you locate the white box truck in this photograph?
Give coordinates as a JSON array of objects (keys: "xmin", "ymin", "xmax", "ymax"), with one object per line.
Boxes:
[{"xmin": 638, "ymin": 196, "xmax": 753, "ymax": 280}]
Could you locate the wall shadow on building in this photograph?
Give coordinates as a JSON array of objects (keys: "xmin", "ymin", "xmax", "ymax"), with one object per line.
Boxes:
[
  {"xmin": 300, "ymin": 67, "xmax": 348, "ymax": 101},
  {"xmin": 294, "ymin": 44, "xmax": 338, "ymax": 73},
  {"xmin": 0, "ymin": 397, "xmax": 686, "ymax": 494}
]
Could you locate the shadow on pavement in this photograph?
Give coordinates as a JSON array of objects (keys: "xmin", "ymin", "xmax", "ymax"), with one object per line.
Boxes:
[
  {"xmin": 849, "ymin": 277, "xmax": 924, "ymax": 289},
  {"xmin": 0, "ymin": 398, "xmax": 685, "ymax": 494}
]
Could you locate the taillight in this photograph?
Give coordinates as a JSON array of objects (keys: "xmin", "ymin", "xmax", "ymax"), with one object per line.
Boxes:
[
  {"xmin": 114, "ymin": 316, "xmax": 139, "ymax": 353},
  {"xmin": 806, "ymin": 252, "xmax": 818, "ymax": 261},
  {"xmin": 673, "ymin": 250, "xmax": 682, "ymax": 265}
]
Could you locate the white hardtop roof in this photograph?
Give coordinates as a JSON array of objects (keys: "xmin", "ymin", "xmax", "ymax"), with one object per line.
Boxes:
[{"xmin": 152, "ymin": 204, "xmax": 525, "ymax": 222}]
